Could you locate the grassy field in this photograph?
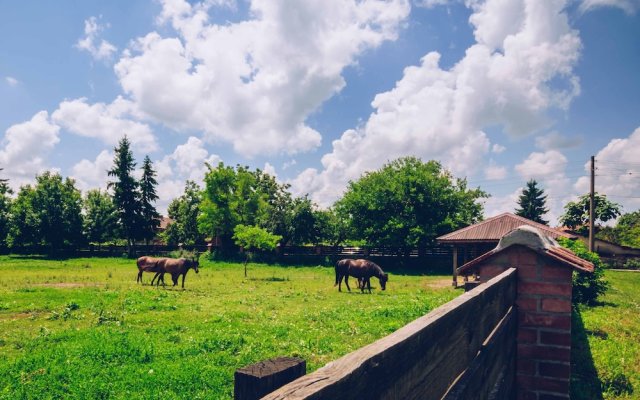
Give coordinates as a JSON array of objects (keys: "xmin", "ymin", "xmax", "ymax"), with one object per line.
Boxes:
[
  {"xmin": 572, "ymin": 270, "xmax": 640, "ymax": 399},
  {"xmin": 0, "ymin": 255, "xmax": 458, "ymax": 399}
]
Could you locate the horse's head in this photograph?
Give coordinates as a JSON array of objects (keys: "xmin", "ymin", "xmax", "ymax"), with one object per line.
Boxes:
[{"xmin": 379, "ymin": 273, "xmax": 389, "ymax": 290}]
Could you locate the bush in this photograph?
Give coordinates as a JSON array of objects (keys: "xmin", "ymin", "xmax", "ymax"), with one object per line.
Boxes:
[
  {"xmin": 557, "ymin": 237, "xmax": 608, "ymax": 306},
  {"xmin": 623, "ymin": 258, "xmax": 640, "ymax": 270}
]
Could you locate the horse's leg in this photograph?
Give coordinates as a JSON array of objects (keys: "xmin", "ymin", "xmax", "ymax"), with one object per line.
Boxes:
[
  {"xmin": 181, "ymin": 273, "xmax": 186, "ymax": 289},
  {"xmin": 137, "ymin": 270, "xmax": 142, "ymax": 283},
  {"xmin": 345, "ymin": 276, "xmax": 351, "ymax": 292},
  {"xmin": 367, "ymin": 278, "xmax": 372, "ymax": 294},
  {"xmin": 172, "ymin": 273, "xmax": 179, "ymax": 286}
]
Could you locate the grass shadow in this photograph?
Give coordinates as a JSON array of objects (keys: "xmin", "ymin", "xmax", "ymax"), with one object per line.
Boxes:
[{"xmin": 571, "ymin": 307, "xmax": 604, "ymax": 399}]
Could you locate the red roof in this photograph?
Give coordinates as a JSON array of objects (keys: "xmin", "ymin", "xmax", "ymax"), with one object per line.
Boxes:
[
  {"xmin": 457, "ymin": 226, "xmax": 594, "ymax": 274},
  {"xmin": 437, "ymin": 213, "xmax": 576, "ymax": 243}
]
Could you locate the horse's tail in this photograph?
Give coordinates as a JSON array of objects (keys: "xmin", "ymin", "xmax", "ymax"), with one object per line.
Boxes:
[{"xmin": 334, "ymin": 264, "xmax": 339, "ymax": 286}]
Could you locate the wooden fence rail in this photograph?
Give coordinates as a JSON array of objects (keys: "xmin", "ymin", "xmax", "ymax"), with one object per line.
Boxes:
[{"xmin": 260, "ymin": 268, "xmax": 517, "ymax": 400}]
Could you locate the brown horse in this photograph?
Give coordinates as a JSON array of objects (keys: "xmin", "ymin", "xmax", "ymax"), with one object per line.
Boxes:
[
  {"xmin": 334, "ymin": 258, "xmax": 388, "ymax": 293},
  {"xmin": 136, "ymin": 256, "xmax": 166, "ymax": 285},
  {"xmin": 155, "ymin": 257, "xmax": 199, "ymax": 289}
]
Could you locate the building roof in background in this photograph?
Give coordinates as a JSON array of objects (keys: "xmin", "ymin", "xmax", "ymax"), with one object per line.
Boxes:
[
  {"xmin": 437, "ymin": 213, "xmax": 577, "ymax": 244},
  {"xmin": 458, "ymin": 225, "xmax": 594, "ymax": 274}
]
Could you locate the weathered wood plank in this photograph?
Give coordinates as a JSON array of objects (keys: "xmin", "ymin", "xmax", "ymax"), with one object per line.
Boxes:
[
  {"xmin": 262, "ymin": 268, "xmax": 517, "ymax": 400},
  {"xmin": 442, "ymin": 306, "xmax": 516, "ymax": 400},
  {"xmin": 235, "ymin": 357, "xmax": 306, "ymax": 400}
]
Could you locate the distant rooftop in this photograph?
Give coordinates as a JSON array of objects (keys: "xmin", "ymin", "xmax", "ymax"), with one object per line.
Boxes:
[{"xmin": 436, "ymin": 212, "xmax": 577, "ymax": 244}]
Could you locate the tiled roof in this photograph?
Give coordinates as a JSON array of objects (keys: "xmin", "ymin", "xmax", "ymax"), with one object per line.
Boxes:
[
  {"xmin": 457, "ymin": 225, "xmax": 594, "ymax": 274},
  {"xmin": 437, "ymin": 213, "xmax": 576, "ymax": 243}
]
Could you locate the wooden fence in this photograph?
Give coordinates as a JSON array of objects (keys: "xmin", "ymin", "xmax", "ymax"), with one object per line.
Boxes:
[{"xmin": 259, "ymin": 268, "xmax": 517, "ymax": 400}]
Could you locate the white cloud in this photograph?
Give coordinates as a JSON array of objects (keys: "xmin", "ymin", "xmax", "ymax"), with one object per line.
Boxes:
[
  {"xmin": 575, "ymin": 127, "xmax": 640, "ymax": 212},
  {"xmin": 114, "ymin": 0, "xmax": 411, "ymax": 157},
  {"xmin": 535, "ymin": 131, "xmax": 583, "ymax": 150},
  {"xmin": 415, "ymin": 0, "xmax": 453, "ymax": 8},
  {"xmin": 155, "ymin": 136, "xmax": 220, "ymax": 213},
  {"xmin": 579, "ymin": 0, "xmax": 639, "ymax": 15},
  {"xmin": 485, "ymin": 163, "xmax": 508, "ymax": 180},
  {"xmin": 75, "ymin": 16, "xmax": 117, "ymax": 61},
  {"xmin": 5, "ymin": 76, "xmax": 19, "ymax": 87},
  {"xmin": 263, "ymin": 162, "xmax": 277, "ymax": 179},
  {"xmin": 51, "ymin": 97, "xmax": 158, "ymax": 152},
  {"xmin": 491, "ymin": 143, "xmax": 506, "ymax": 153},
  {"xmin": 292, "ymin": 0, "xmax": 582, "ymax": 208},
  {"xmin": 0, "ymin": 111, "xmax": 60, "ymax": 188},
  {"xmin": 71, "ymin": 150, "xmax": 113, "ymax": 192}
]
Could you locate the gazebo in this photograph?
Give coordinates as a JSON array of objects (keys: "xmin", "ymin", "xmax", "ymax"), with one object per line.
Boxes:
[{"xmin": 436, "ymin": 212, "xmax": 577, "ymax": 287}]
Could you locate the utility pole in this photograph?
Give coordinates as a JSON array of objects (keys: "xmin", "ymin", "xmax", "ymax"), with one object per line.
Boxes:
[{"xmin": 589, "ymin": 156, "xmax": 595, "ymax": 252}]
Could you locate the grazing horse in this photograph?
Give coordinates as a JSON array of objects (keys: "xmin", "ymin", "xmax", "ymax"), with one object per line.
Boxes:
[
  {"xmin": 335, "ymin": 258, "xmax": 388, "ymax": 293},
  {"xmin": 156, "ymin": 257, "xmax": 199, "ymax": 289},
  {"xmin": 136, "ymin": 256, "xmax": 167, "ymax": 285}
]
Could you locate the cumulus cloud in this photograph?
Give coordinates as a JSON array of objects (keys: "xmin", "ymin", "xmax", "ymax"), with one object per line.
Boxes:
[
  {"xmin": 154, "ymin": 136, "xmax": 221, "ymax": 213},
  {"xmin": 75, "ymin": 16, "xmax": 117, "ymax": 61},
  {"xmin": 579, "ymin": 0, "xmax": 639, "ymax": 15},
  {"xmin": 71, "ymin": 150, "xmax": 113, "ymax": 192},
  {"xmin": 491, "ymin": 143, "xmax": 506, "ymax": 154},
  {"xmin": 292, "ymin": 0, "xmax": 582, "ymax": 208},
  {"xmin": 575, "ymin": 127, "xmax": 640, "ymax": 212},
  {"xmin": 485, "ymin": 163, "xmax": 508, "ymax": 180},
  {"xmin": 51, "ymin": 97, "xmax": 158, "ymax": 152},
  {"xmin": 0, "ymin": 111, "xmax": 60, "ymax": 188},
  {"xmin": 535, "ymin": 131, "xmax": 583, "ymax": 150},
  {"xmin": 114, "ymin": 0, "xmax": 411, "ymax": 157}
]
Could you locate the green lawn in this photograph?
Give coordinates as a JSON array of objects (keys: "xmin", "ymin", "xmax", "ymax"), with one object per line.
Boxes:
[
  {"xmin": 572, "ymin": 270, "xmax": 640, "ymax": 399},
  {"xmin": 0, "ymin": 256, "xmax": 458, "ymax": 400}
]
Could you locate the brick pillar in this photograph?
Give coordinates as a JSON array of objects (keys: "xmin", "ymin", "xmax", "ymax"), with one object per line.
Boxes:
[{"xmin": 509, "ymin": 246, "xmax": 573, "ymax": 400}]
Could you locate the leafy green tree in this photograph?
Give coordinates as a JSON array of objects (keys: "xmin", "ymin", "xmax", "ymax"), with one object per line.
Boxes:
[
  {"xmin": 560, "ymin": 193, "xmax": 622, "ymax": 236},
  {"xmin": 8, "ymin": 185, "xmax": 39, "ymax": 248},
  {"xmin": 233, "ymin": 224, "xmax": 281, "ymax": 277},
  {"xmin": 0, "ymin": 178, "xmax": 13, "ymax": 249},
  {"xmin": 198, "ymin": 163, "xmax": 268, "ymax": 251},
  {"xmin": 337, "ymin": 157, "xmax": 487, "ymax": 250},
  {"xmin": 8, "ymin": 172, "xmax": 83, "ymax": 252},
  {"xmin": 515, "ymin": 179, "xmax": 549, "ymax": 225},
  {"xmin": 108, "ymin": 136, "xmax": 142, "ymax": 256},
  {"xmin": 557, "ymin": 237, "xmax": 608, "ymax": 305},
  {"xmin": 139, "ymin": 155, "xmax": 161, "ymax": 244},
  {"xmin": 33, "ymin": 172, "xmax": 84, "ymax": 251},
  {"xmin": 83, "ymin": 189, "xmax": 118, "ymax": 244},
  {"xmin": 164, "ymin": 181, "xmax": 204, "ymax": 245},
  {"xmin": 314, "ymin": 207, "xmax": 350, "ymax": 246},
  {"xmin": 611, "ymin": 210, "xmax": 640, "ymax": 248}
]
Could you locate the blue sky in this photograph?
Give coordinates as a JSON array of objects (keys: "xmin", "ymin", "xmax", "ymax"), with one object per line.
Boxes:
[{"xmin": 1, "ymin": 0, "xmax": 639, "ymax": 225}]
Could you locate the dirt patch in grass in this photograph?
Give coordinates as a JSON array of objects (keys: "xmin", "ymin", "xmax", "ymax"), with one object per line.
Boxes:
[{"xmin": 424, "ymin": 279, "xmax": 452, "ymax": 289}]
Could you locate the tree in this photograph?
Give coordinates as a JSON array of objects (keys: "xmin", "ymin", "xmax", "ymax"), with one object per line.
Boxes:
[
  {"xmin": 314, "ymin": 207, "xmax": 350, "ymax": 246},
  {"xmin": 0, "ymin": 174, "xmax": 12, "ymax": 249},
  {"xmin": 139, "ymin": 155, "xmax": 161, "ymax": 244},
  {"xmin": 515, "ymin": 179, "xmax": 549, "ymax": 225},
  {"xmin": 337, "ymin": 157, "xmax": 487, "ymax": 250},
  {"xmin": 198, "ymin": 163, "xmax": 268, "ymax": 252},
  {"xmin": 560, "ymin": 193, "xmax": 622, "ymax": 236},
  {"xmin": 232, "ymin": 224, "xmax": 281, "ymax": 277},
  {"xmin": 8, "ymin": 172, "xmax": 83, "ymax": 252},
  {"xmin": 164, "ymin": 181, "xmax": 204, "ymax": 245},
  {"xmin": 83, "ymin": 189, "xmax": 118, "ymax": 245},
  {"xmin": 8, "ymin": 185, "xmax": 39, "ymax": 248},
  {"xmin": 108, "ymin": 136, "xmax": 142, "ymax": 256}
]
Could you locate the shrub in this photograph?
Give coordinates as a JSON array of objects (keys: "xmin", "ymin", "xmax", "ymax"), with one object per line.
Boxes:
[
  {"xmin": 557, "ymin": 237, "xmax": 608, "ymax": 306},
  {"xmin": 623, "ymin": 258, "xmax": 640, "ymax": 270}
]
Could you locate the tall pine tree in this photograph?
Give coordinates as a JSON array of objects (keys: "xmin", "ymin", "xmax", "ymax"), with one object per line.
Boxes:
[
  {"xmin": 108, "ymin": 136, "xmax": 141, "ymax": 256},
  {"xmin": 139, "ymin": 155, "xmax": 161, "ymax": 244},
  {"xmin": 515, "ymin": 179, "xmax": 549, "ymax": 225}
]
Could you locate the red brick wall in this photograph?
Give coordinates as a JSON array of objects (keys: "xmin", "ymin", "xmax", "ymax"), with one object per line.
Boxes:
[{"xmin": 475, "ymin": 245, "xmax": 573, "ymax": 399}]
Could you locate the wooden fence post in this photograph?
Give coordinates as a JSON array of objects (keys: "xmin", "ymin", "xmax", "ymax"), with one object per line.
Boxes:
[{"xmin": 234, "ymin": 357, "xmax": 306, "ymax": 400}]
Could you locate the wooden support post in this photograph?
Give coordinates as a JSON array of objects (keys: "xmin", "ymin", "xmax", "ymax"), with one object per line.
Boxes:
[
  {"xmin": 235, "ymin": 357, "xmax": 306, "ymax": 400},
  {"xmin": 452, "ymin": 246, "xmax": 458, "ymax": 287}
]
